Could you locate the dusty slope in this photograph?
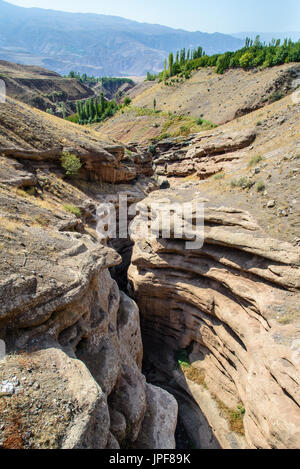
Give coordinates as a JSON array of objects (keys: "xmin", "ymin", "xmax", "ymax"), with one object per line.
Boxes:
[
  {"xmin": 157, "ymin": 94, "xmax": 300, "ymax": 244},
  {"xmin": 0, "ymin": 97, "xmax": 153, "ymax": 183},
  {"xmin": 0, "ymin": 60, "xmax": 93, "ymax": 115},
  {"xmin": 96, "ymin": 64, "xmax": 300, "ymax": 144}
]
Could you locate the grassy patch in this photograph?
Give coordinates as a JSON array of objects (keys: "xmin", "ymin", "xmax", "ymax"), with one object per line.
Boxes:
[
  {"xmin": 213, "ymin": 172, "xmax": 225, "ymax": 180},
  {"xmin": 231, "ymin": 177, "xmax": 254, "ymax": 190},
  {"xmin": 63, "ymin": 204, "xmax": 81, "ymax": 217},
  {"xmin": 179, "ymin": 358, "xmax": 246, "ymax": 436},
  {"xmin": 256, "ymin": 181, "xmax": 266, "ymax": 192},
  {"xmin": 248, "ymin": 154, "xmax": 264, "ymax": 168},
  {"xmin": 214, "ymin": 400, "xmax": 245, "ymax": 435}
]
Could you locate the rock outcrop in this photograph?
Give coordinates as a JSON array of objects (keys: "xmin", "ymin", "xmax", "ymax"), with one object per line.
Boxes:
[
  {"xmin": 128, "ymin": 188, "xmax": 300, "ymax": 449},
  {"xmin": 153, "ymin": 129, "xmax": 256, "ymax": 179},
  {"xmin": 0, "ymin": 98, "xmax": 153, "ymax": 184},
  {"xmin": 0, "ymin": 150, "xmax": 176, "ymax": 449}
]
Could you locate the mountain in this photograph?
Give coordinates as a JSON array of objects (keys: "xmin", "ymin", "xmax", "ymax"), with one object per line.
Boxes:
[
  {"xmin": 233, "ymin": 32, "xmax": 300, "ymax": 43},
  {"xmin": 0, "ymin": 0, "xmax": 243, "ymax": 76}
]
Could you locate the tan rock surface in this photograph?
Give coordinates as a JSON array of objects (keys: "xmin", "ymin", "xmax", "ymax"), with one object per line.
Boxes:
[{"xmin": 128, "ymin": 189, "xmax": 300, "ymax": 449}]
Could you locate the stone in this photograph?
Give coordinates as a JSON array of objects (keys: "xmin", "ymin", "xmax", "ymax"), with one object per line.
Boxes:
[
  {"xmin": 128, "ymin": 189, "xmax": 300, "ymax": 449},
  {"xmin": 134, "ymin": 384, "xmax": 178, "ymax": 449}
]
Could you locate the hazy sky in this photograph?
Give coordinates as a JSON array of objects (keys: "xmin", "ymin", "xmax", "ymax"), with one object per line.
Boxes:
[{"xmin": 8, "ymin": 0, "xmax": 300, "ymax": 33}]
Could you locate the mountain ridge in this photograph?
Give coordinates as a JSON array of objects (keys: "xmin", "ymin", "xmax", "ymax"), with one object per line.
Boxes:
[{"xmin": 0, "ymin": 0, "xmax": 244, "ymax": 76}]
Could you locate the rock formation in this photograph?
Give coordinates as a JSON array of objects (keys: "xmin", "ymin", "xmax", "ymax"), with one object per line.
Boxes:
[
  {"xmin": 128, "ymin": 188, "xmax": 300, "ymax": 449},
  {"xmin": 0, "ymin": 111, "xmax": 176, "ymax": 448},
  {"xmin": 153, "ymin": 129, "xmax": 256, "ymax": 179},
  {"xmin": 0, "ymin": 98, "xmax": 153, "ymax": 184}
]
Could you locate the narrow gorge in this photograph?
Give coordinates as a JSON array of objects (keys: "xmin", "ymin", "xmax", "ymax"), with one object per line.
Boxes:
[{"xmin": 0, "ymin": 63, "xmax": 300, "ymax": 450}]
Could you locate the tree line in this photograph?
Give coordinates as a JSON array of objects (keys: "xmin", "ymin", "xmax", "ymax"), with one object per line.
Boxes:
[
  {"xmin": 66, "ymin": 71, "xmax": 133, "ymax": 86},
  {"xmin": 67, "ymin": 93, "xmax": 131, "ymax": 125},
  {"xmin": 147, "ymin": 36, "xmax": 300, "ymax": 81}
]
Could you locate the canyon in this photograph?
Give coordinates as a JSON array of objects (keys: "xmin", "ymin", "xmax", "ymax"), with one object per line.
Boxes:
[{"xmin": 0, "ymin": 63, "xmax": 299, "ymax": 449}]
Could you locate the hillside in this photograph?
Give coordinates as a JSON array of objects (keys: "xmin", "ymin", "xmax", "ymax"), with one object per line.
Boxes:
[
  {"xmin": 0, "ymin": 60, "xmax": 138, "ymax": 118},
  {"xmin": 96, "ymin": 63, "xmax": 300, "ymax": 142},
  {"xmin": 0, "ymin": 0, "xmax": 244, "ymax": 76},
  {"xmin": 0, "ymin": 60, "xmax": 95, "ymax": 116}
]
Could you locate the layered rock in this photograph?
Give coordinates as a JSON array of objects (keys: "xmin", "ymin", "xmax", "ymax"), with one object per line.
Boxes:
[
  {"xmin": 0, "ymin": 154, "xmax": 176, "ymax": 449},
  {"xmin": 0, "ymin": 98, "xmax": 153, "ymax": 184},
  {"xmin": 153, "ymin": 129, "xmax": 256, "ymax": 179},
  {"xmin": 128, "ymin": 188, "xmax": 300, "ymax": 449}
]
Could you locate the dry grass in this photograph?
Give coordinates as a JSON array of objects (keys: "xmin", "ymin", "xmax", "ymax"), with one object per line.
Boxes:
[{"xmin": 180, "ymin": 362, "xmax": 246, "ymax": 436}]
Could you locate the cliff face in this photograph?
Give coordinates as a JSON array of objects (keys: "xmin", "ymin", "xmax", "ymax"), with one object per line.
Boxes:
[
  {"xmin": 0, "ymin": 236, "xmax": 177, "ymax": 449},
  {"xmin": 0, "ymin": 101, "xmax": 176, "ymax": 448},
  {"xmin": 128, "ymin": 188, "xmax": 300, "ymax": 449}
]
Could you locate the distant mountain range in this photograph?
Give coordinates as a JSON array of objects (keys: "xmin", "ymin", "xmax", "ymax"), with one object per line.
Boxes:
[{"xmin": 0, "ymin": 0, "xmax": 245, "ymax": 76}]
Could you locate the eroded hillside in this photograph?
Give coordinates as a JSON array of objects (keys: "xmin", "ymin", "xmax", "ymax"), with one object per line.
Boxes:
[
  {"xmin": 97, "ymin": 63, "xmax": 300, "ymax": 144},
  {"xmin": 0, "ymin": 61, "xmax": 94, "ymax": 116}
]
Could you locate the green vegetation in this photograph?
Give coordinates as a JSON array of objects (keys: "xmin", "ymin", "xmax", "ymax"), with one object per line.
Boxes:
[
  {"xmin": 256, "ymin": 181, "xmax": 266, "ymax": 192},
  {"xmin": 216, "ymin": 402, "xmax": 245, "ymax": 435},
  {"xmin": 147, "ymin": 144, "xmax": 157, "ymax": 156},
  {"xmin": 248, "ymin": 154, "xmax": 264, "ymax": 167},
  {"xmin": 63, "ymin": 204, "xmax": 81, "ymax": 217},
  {"xmin": 123, "ymin": 96, "xmax": 131, "ymax": 106},
  {"xmin": 176, "ymin": 349, "xmax": 190, "ymax": 368},
  {"xmin": 61, "ymin": 152, "xmax": 82, "ymax": 177},
  {"xmin": 147, "ymin": 37, "xmax": 300, "ymax": 82},
  {"xmin": 66, "ymin": 93, "xmax": 131, "ymax": 125},
  {"xmin": 66, "ymin": 71, "xmax": 133, "ymax": 86},
  {"xmin": 213, "ymin": 172, "xmax": 225, "ymax": 180},
  {"xmin": 269, "ymin": 92, "xmax": 284, "ymax": 102},
  {"xmin": 231, "ymin": 177, "xmax": 255, "ymax": 190}
]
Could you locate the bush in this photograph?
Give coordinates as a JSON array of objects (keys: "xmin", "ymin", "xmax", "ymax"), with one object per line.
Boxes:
[
  {"xmin": 239, "ymin": 51, "xmax": 254, "ymax": 69},
  {"xmin": 63, "ymin": 204, "xmax": 81, "ymax": 217},
  {"xmin": 256, "ymin": 181, "xmax": 266, "ymax": 192},
  {"xmin": 147, "ymin": 144, "xmax": 157, "ymax": 156},
  {"xmin": 213, "ymin": 173, "xmax": 225, "ymax": 180},
  {"xmin": 231, "ymin": 177, "xmax": 254, "ymax": 189},
  {"xmin": 61, "ymin": 152, "xmax": 82, "ymax": 177},
  {"xmin": 124, "ymin": 96, "xmax": 131, "ymax": 106},
  {"xmin": 269, "ymin": 92, "xmax": 284, "ymax": 102},
  {"xmin": 248, "ymin": 154, "xmax": 264, "ymax": 167}
]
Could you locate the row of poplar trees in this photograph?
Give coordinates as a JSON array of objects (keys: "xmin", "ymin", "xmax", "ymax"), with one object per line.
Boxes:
[{"xmin": 75, "ymin": 93, "xmax": 118, "ymax": 125}]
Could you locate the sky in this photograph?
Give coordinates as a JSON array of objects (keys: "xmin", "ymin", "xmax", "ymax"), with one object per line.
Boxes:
[{"xmin": 7, "ymin": 0, "xmax": 300, "ymax": 34}]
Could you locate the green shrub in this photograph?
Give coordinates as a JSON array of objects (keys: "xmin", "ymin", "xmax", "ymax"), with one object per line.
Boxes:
[
  {"xmin": 176, "ymin": 349, "xmax": 190, "ymax": 368},
  {"xmin": 256, "ymin": 181, "xmax": 266, "ymax": 192},
  {"xmin": 147, "ymin": 144, "xmax": 157, "ymax": 156},
  {"xmin": 63, "ymin": 204, "xmax": 81, "ymax": 217},
  {"xmin": 61, "ymin": 152, "xmax": 82, "ymax": 177},
  {"xmin": 269, "ymin": 92, "xmax": 284, "ymax": 102},
  {"xmin": 231, "ymin": 177, "xmax": 254, "ymax": 189},
  {"xmin": 248, "ymin": 154, "xmax": 264, "ymax": 167},
  {"xmin": 124, "ymin": 96, "xmax": 131, "ymax": 106},
  {"xmin": 213, "ymin": 172, "xmax": 225, "ymax": 180}
]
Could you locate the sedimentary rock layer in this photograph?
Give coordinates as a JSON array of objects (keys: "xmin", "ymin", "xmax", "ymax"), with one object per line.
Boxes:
[{"xmin": 128, "ymin": 188, "xmax": 300, "ymax": 449}]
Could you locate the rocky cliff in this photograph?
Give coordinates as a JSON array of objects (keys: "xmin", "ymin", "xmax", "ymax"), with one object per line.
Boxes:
[
  {"xmin": 0, "ymin": 99, "xmax": 177, "ymax": 449},
  {"xmin": 0, "ymin": 63, "xmax": 299, "ymax": 450},
  {"xmin": 128, "ymin": 188, "xmax": 300, "ymax": 449}
]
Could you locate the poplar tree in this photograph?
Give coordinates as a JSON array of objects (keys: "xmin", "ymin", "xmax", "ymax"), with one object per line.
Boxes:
[{"xmin": 168, "ymin": 53, "xmax": 174, "ymax": 77}]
